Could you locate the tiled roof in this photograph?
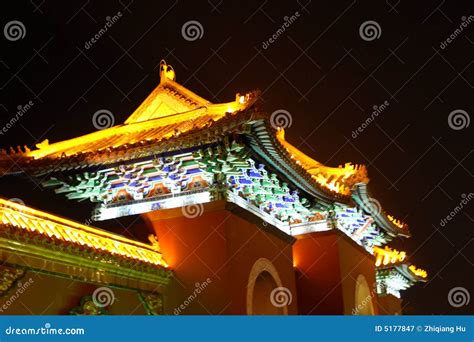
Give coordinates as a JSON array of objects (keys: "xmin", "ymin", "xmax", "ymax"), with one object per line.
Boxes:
[
  {"xmin": 373, "ymin": 246, "xmax": 427, "ymax": 280},
  {"xmin": 0, "ymin": 198, "xmax": 169, "ymax": 269},
  {"xmin": 0, "ymin": 61, "xmax": 409, "ymax": 239},
  {"xmin": 275, "ymin": 128, "xmax": 368, "ymax": 198}
]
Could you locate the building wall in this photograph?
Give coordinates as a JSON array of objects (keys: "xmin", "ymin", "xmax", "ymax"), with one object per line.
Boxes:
[
  {"xmin": 377, "ymin": 294, "xmax": 403, "ymax": 315},
  {"xmin": 142, "ymin": 201, "xmax": 298, "ymax": 315},
  {"xmin": 293, "ymin": 231, "xmax": 344, "ymax": 314},
  {"xmin": 293, "ymin": 230, "xmax": 377, "ymax": 315},
  {"xmin": 0, "ymin": 210, "xmax": 381, "ymax": 316},
  {"xmin": 337, "ymin": 235, "xmax": 378, "ymax": 315},
  {"xmin": 0, "ymin": 270, "xmax": 147, "ymax": 315}
]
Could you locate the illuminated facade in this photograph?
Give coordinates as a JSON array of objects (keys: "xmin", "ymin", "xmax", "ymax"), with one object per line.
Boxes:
[{"xmin": 0, "ymin": 61, "xmax": 426, "ymax": 315}]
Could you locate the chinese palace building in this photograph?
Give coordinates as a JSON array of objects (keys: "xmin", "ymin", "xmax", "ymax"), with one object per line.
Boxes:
[{"xmin": 0, "ymin": 61, "xmax": 427, "ymax": 315}]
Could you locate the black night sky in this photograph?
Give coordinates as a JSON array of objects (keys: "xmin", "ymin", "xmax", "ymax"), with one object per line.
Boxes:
[{"xmin": 0, "ymin": 1, "xmax": 472, "ymax": 315}]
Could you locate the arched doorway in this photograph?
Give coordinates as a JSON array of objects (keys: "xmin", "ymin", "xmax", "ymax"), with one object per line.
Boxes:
[
  {"xmin": 246, "ymin": 258, "xmax": 288, "ymax": 315},
  {"xmin": 353, "ymin": 274, "xmax": 375, "ymax": 315},
  {"xmin": 252, "ymin": 271, "xmax": 280, "ymax": 315}
]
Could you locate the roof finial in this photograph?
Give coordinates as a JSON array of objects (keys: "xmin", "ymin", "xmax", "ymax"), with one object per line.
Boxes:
[{"xmin": 159, "ymin": 60, "xmax": 176, "ymax": 82}]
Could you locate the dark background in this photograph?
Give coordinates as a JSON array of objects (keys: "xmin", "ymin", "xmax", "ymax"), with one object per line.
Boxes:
[{"xmin": 0, "ymin": 1, "xmax": 472, "ymax": 315}]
